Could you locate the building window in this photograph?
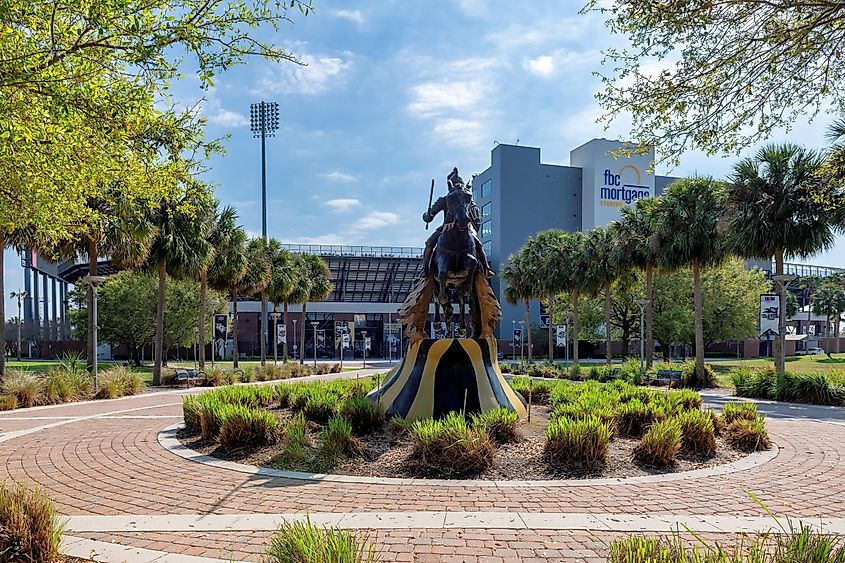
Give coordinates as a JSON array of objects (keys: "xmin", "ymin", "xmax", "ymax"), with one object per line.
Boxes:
[
  {"xmin": 481, "ymin": 221, "xmax": 492, "ymax": 238},
  {"xmin": 481, "ymin": 202, "xmax": 492, "ymax": 218},
  {"xmin": 483, "ymin": 241, "xmax": 492, "ymax": 256},
  {"xmin": 481, "ymin": 179, "xmax": 492, "ymax": 198}
]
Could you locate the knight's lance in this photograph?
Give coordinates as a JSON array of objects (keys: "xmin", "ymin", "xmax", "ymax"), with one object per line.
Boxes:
[{"xmin": 425, "ymin": 178, "xmax": 434, "ymax": 230}]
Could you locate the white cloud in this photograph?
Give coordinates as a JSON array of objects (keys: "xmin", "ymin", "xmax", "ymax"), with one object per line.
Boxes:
[
  {"xmin": 323, "ymin": 171, "xmax": 358, "ymax": 183},
  {"xmin": 525, "ymin": 55, "xmax": 555, "ymax": 77},
  {"xmin": 325, "ymin": 198, "xmax": 361, "ymax": 211},
  {"xmin": 354, "ymin": 211, "xmax": 400, "ymax": 230},
  {"xmin": 432, "ymin": 118, "xmax": 486, "ymax": 151},
  {"xmin": 407, "ymin": 81, "xmax": 485, "ymax": 116},
  {"xmin": 207, "ymin": 107, "xmax": 248, "ymax": 127},
  {"xmin": 332, "ymin": 9, "xmax": 364, "ymax": 25},
  {"xmin": 254, "ymin": 53, "xmax": 351, "ymax": 96}
]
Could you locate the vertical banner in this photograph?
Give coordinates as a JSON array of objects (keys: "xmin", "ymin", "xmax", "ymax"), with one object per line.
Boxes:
[
  {"xmin": 276, "ymin": 323, "xmax": 287, "ymax": 344},
  {"xmin": 513, "ymin": 328, "xmax": 522, "ymax": 345},
  {"xmin": 317, "ymin": 329, "xmax": 326, "ymax": 348},
  {"xmin": 760, "ymin": 294, "xmax": 780, "ymax": 337},
  {"xmin": 364, "ymin": 336, "xmax": 371, "ymax": 351},
  {"xmin": 385, "ymin": 322, "xmax": 401, "ymax": 354},
  {"xmin": 555, "ymin": 325, "xmax": 567, "ymax": 347},
  {"xmin": 213, "ymin": 314, "xmax": 228, "ymax": 341},
  {"xmin": 342, "ymin": 332, "xmax": 351, "ymax": 349}
]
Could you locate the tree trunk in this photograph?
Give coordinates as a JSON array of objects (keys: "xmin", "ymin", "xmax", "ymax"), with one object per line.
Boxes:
[
  {"xmin": 87, "ymin": 238, "xmax": 97, "ymax": 371},
  {"xmin": 774, "ymin": 248, "xmax": 785, "ymax": 374},
  {"xmin": 572, "ymin": 289, "xmax": 580, "ymax": 364},
  {"xmin": 645, "ymin": 266, "xmax": 654, "ymax": 369},
  {"xmin": 0, "ymin": 233, "xmax": 5, "ymax": 379},
  {"xmin": 604, "ymin": 281, "xmax": 612, "ymax": 365},
  {"xmin": 524, "ymin": 299, "xmax": 532, "ymax": 361},
  {"xmin": 548, "ymin": 294, "xmax": 554, "ymax": 361},
  {"xmin": 693, "ymin": 261, "xmax": 705, "ymax": 380},
  {"xmin": 198, "ymin": 270, "xmax": 207, "ymax": 369},
  {"xmin": 153, "ymin": 262, "xmax": 166, "ymax": 386},
  {"xmin": 260, "ymin": 293, "xmax": 267, "ymax": 366},
  {"xmin": 231, "ymin": 289, "xmax": 239, "ymax": 368},
  {"xmin": 300, "ymin": 302, "xmax": 307, "ymax": 365},
  {"xmin": 283, "ymin": 302, "xmax": 289, "ymax": 362}
]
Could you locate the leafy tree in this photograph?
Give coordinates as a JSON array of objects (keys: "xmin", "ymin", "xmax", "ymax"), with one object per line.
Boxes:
[
  {"xmin": 502, "ymin": 253, "xmax": 541, "ymax": 361},
  {"xmin": 146, "ymin": 186, "xmax": 214, "ymax": 385},
  {"xmin": 654, "ymin": 177, "xmax": 726, "ymax": 382},
  {"xmin": 813, "ymin": 283, "xmax": 845, "ymax": 355},
  {"xmin": 584, "ymin": 0, "xmax": 845, "ymax": 163},
  {"xmin": 0, "ymin": 226, "xmax": 33, "ymax": 377},
  {"xmin": 726, "ymin": 143, "xmax": 832, "ymax": 374},
  {"xmin": 297, "ymin": 254, "xmax": 332, "ymax": 365},
  {"xmin": 701, "ymin": 259, "xmax": 771, "ymax": 346},
  {"xmin": 651, "ymin": 269, "xmax": 695, "ymax": 359}
]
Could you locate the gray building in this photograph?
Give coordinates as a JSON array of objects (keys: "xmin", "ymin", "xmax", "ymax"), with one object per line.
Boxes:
[{"xmin": 472, "ymin": 139, "xmax": 677, "ymax": 337}]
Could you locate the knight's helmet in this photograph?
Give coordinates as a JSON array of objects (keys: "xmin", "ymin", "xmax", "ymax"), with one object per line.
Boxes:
[{"xmin": 447, "ymin": 167, "xmax": 465, "ymax": 191}]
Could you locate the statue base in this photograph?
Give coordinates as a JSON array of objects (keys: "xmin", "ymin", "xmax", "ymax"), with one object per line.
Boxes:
[{"xmin": 366, "ymin": 337, "xmax": 527, "ymax": 421}]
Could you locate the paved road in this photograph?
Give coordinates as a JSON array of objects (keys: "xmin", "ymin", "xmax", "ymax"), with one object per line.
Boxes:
[{"xmin": 1, "ymin": 376, "xmax": 843, "ymax": 562}]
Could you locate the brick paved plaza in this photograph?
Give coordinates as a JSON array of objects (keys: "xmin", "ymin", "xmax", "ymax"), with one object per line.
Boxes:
[{"xmin": 1, "ymin": 373, "xmax": 844, "ymax": 562}]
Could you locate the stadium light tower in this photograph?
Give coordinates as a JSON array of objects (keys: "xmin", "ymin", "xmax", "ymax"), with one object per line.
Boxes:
[{"xmin": 250, "ymin": 101, "xmax": 279, "ymax": 361}]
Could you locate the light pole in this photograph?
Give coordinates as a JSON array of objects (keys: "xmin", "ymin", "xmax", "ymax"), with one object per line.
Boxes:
[
  {"xmin": 250, "ymin": 100, "xmax": 279, "ymax": 364},
  {"xmin": 311, "ymin": 321, "xmax": 319, "ymax": 368},
  {"xmin": 292, "ymin": 319, "xmax": 298, "ymax": 361},
  {"xmin": 511, "ymin": 320, "xmax": 517, "ymax": 361},
  {"xmin": 634, "ymin": 299, "xmax": 651, "ymax": 377},
  {"xmin": 362, "ymin": 330, "xmax": 368, "ymax": 369},
  {"xmin": 272, "ymin": 312, "xmax": 281, "ymax": 364},
  {"xmin": 518, "ymin": 320, "xmax": 525, "ymax": 362},
  {"xmin": 83, "ymin": 276, "xmax": 106, "ymax": 391},
  {"xmin": 10, "ymin": 290, "xmax": 27, "ymax": 361},
  {"xmin": 773, "ymin": 273, "xmax": 797, "ymax": 375}
]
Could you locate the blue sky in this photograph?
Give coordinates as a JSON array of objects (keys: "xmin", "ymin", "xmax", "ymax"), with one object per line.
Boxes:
[{"xmin": 4, "ymin": 0, "xmax": 844, "ymax": 312}]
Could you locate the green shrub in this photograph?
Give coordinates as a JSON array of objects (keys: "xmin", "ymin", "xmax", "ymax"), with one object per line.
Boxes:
[
  {"xmin": 218, "ymin": 405, "xmax": 280, "ymax": 449},
  {"xmin": 616, "ymin": 399, "xmax": 666, "ymax": 438},
  {"xmin": 340, "ymin": 397, "xmax": 385, "ymax": 436},
  {"xmin": 410, "ymin": 412, "xmax": 494, "ymax": 476},
  {"xmin": 731, "ymin": 367, "xmax": 774, "ymax": 399},
  {"xmin": 776, "ymin": 371, "xmax": 845, "ymax": 405},
  {"xmin": 276, "ymin": 383, "xmax": 293, "ymax": 408},
  {"xmin": 95, "ymin": 365, "xmax": 144, "ymax": 399},
  {"xmin": 721, "ymin": 401, "xmax": 759, "ymax": 425},
  {"xmin": 680, "ymin": 361, "xmax": 716, "ymax": 388},
  {"xmin": 388, "ymin": 414, "xmax": 412, "ymax": 435},
  {"xmin": 182, "ymin": 396, "xmax": 203, "ymax": 433},
  {"xmin": 633, "ymin": 418, "xmax": 682, "ymax": 467},
  {"xmin": 552, "ymin": 402, "xmax": 617, "ymax": 430},
  {"xmin": 319, "ymin": 415, "xmax": 356, "ymax": 456},
  {"xmin": 198, "ymin": 397, "xmax": 231, "ymax": 440},
  {"xmin": 265, "ymin": 517, "xmax": 377, "ymax": 563},
  {"xmin": 675, "ymin": 409, "xmax": 716, "ymax": 456},
  {"xmin": 44, "ymin": 366, "xmax": 92, "ymax": 404},
  {"xmin": 283, "ymin": 413, "xmax": 308, "ymax": 458},
  {"xmin": 548, "ymin": 381, "xmax": 580, "ymax": 407},
  {"xmin": 209, "ymin": 384, "xmax": 274, "ymax": 409},
  {"xmin": 471, "ymin": 407, "xmax": 519, "ymax": 443},
  {"xmin": 619, "ymin": 358, "xmax": 643, "ymax": 384},
  {"xmin": 0, "ymin": 395, "xmax": 17, "ymax": 411},
  {"xmin": 204, "ymin": 368, "xmax": 226, "ymax": 386},
  {"xmin": 240, "ymin": 368, "xmax": 256, "ymax": 383},
  {"xmin": 545, "ymin": 415, "xmax": 612, "ymax": 468},
  {"xmin": 507, "ymin": 377, "xmax": 551, "ymax": 405},
  {"xmin": 724, "ymin": 417, "xmax": 771, "ymax": 451},
  {"xmin": 666, "ymin": 389, "xmax": 702, "ymax": 411},
  {"xmin": 0, "ymin": 482, "xmax": 64, "ymax": 563},
  {"xmin": 223, "ymin": 370, "xmax": 238, "ymax": 385},
  {"xmin": 568, "ymin": 363, "xmax": 581, "ymax": 380},
  {"xmin": 1, "ymin": 370, "xmax": 43, "ymax": 408},
  {"xmin": 303, "ymin": 392, "xmax": 339, "ymax": 424}
]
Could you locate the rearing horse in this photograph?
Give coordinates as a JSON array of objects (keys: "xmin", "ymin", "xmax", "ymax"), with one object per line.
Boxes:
[{"xmin": 432, "ymin": 189, "xmax": 479, "ymax": 337}]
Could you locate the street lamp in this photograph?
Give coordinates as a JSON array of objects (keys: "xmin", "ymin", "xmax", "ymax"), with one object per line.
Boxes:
[
  {"xmin": 773, "ymin": 273, "xmax": 797, "ymax": 375},
  {"xmin": 10, "ymin": 290, "xmax": 28, "ymax": 361},
  {"xmin": 272, "ymin": 312, "xmax": 282, "ymax": 364},
  {"xmin": 362, "ymin": 330, "xmax": 368, "ymax": 369},
  {"xmin": 83, "ymin": 275, "xmax": 106, "ymax": 391},
  {"xmin": 518, "ymin": 320, "xmax": 526, "ymax": 362},
  {"xmin": 311, "ymin": 321, "xmax": 319, "ymax": 368},
  {"xmin": 634, "ymin": 299, "xmax": 651, "ymax": 378},
  {"xmin": 250, "ymin": 100, "xmax": 279, "ymax": 363},
  {"xmin": 292, "ymin": 318, "xmax": 298, "ymax": 361}
]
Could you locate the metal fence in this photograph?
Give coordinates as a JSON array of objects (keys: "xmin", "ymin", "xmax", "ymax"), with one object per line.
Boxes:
[{"xmin": 281, "ymin": 244, "xmax": 424, "ymax": 258}]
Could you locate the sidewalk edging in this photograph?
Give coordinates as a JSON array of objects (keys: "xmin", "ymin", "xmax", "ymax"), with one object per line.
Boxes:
[{"xmin": 61, "ymin": 534, "xmax": 247, "ymax": 562}]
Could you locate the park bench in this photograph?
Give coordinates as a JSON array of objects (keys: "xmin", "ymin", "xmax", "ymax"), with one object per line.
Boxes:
[
  {"xmin": 175, "ymin": 368, "xmax": 206, "ymax": 388},
  {"xmin": 608, "ymin": 367, "xmax": 622, "ymax": 380},
  {"xmin": 651, "ymin": 369, "xmax": 682, "ymax": 387}
]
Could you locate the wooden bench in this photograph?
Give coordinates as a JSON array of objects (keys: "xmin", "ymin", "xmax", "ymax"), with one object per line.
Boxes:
[
  {"xmin": 175, "ymin": 368, "xmax": 207, "ymax": 388},
  {"xmin": 651, "ymin": 369, "xmax": 682, "ymax": 386}
]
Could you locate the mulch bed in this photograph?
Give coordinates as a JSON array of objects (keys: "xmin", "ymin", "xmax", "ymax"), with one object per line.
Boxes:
[{"xmin": 178, "ymin": 405, "xmax": 749, "ymax": 481}]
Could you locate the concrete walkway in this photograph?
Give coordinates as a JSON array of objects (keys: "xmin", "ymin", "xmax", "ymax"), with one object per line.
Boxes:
[{"xmin": 0, "ymin": 374, "xmax": 843, "ymax": 562}]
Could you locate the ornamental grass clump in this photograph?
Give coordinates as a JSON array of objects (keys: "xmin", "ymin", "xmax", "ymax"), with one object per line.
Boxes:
[
  {"xmin": 44, "ymin": 366, "xmax": 92, "ymax": 404},
  {"xmin": 265, "ymin": 517, "xmax": 378, "ymax": 563},
  {"xmin": 544, "ymin": 415, "xmax": 612, "ymax": 468},
  {"xmin": 724, "ymin": 416, "xmax": 771, "ymax": 452},
  {"xmin": 666, "ymin": 389, "xmax": 702, "ymax": 411},
  {"xmin": 319, "ymin": 415, "xmax": 357, "ymax": 457},
  {"xmin": 218, "ymin": 405, "xmax": 280, "ymax": 449},
  {"xmin": 632, "ymin": 418, "xmax": 682, "ymax": 467},
  {"xmin": 1, "ymin": 370, "xmax": 43, "ymax": 408},
  {"xmin": 507, "ymin": 376, "xmax": 552, "ymax": 405},
  {"xmin": 302, "ymin": 391, "xmax": 339, "ymax": 424},
  {"xmin": 616, "ymin": 399, "xmax": 666, "ymax": 438},
  {"xmin": 204, "ymin": 367, "xmax": 227, "ymax": 386},
  {"xmin": 95, "ymin": 365, "xmax": 144, "ymax": 399},
  {"xmin": 212, "ymin": 384, "xmax": 274, "ymax": 409},
  {"xmin": 340, "ymin": 397, "xmax": 385, "ymax": 436},
  {"xmin": 410, "ymin": 412, "xmax": 494, "ymax": 476},
  {"xmin": 275, "ymin": 383, "xmax": 293, "ymax": 408},
  {"xmin": 680, "ymin": 361, "xmax": 715, "ymax": 388},
  {"xmin": 198, "ymin": 397, "xmax": 233, "ymax": 440},
  {"xmin": 0, "ymin": 482, "xmax": 64, "ymax": 563},
  {"xmin": 675, "ymin": 409, "xmax": 716, "ymax": 456},
  {"xmin": 0, "ymin": 395, "xmax": 17, "ymax": 411},
  {"xmin": 283, "ymin": 413, "xmax": 308, "ymax": 459},
  {"xmin": 182, "ymin": 396, "xmax": 203, "ymax": 433},
  {"xmin": 721, "ymin": 401, "xmax": 759, "ymax": 425},
  {"xmin": 471, "ymin": 407, "xmax": 519, "ymax": 443}
]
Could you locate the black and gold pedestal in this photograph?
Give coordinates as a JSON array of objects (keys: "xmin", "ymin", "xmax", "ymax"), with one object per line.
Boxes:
[{"xmin": 366, "ymin": 336, "xmax": 527, "ymax": 421}]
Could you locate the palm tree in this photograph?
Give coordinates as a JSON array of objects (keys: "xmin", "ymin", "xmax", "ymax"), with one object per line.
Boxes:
[
  {"xmin": 615, "ymin": 198, "xmax": 661, "ymax": 368},
  {"xmin": 242, "ymin": 238, "xmax": 273, "ymax": 364},
  {"xmin": 727, "ymin": 143, "xmax": 831, "ymax": 374},
  {"xmin": 561, "ymin": 231, "xmax": 591, "ymax": 364},
  {"xmin": 501, "ymin": 253, "xmax": 540, "ymax": 361},
  {"xmin": 298, "ymin": 254, "xmax": 332, "ymax": 365},
  {"xmin": 284, "ymin": 254, "xmax": 310, "ymax": 362},
  {"xmin": 522, "ymin": 230, "xmax": 570, "ymax": 360},
  {"xmin": 813, "ymin": 282, "xmax": 845, "ymax": 356},
  {"xmin": 247, "ymin": 238, "xmax": 276, "ymax": 366},
  {"xmin": 266, "ymin": 244, "xmax": 300, "ymax": 363},
  {"xmin": 197, "ymin": 204, "xmax": 240, "ymax": 369},
  {"xmin": 207, "ymin": 225, "xmax": 248, "ymax": 367},
  {"xmin": 146, "ymin": 188, "xmax": 214, "ymax": 385},
  {"xmin": 654, "ymin": 177, "xmax": 725, "ymax": 382},
  {"xmin": 582, "ymin": 227, "xmax": 627, "ymax": 365}
]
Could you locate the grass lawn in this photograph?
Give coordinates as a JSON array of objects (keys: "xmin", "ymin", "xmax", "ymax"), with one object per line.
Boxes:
[{"xmin": 708, "ymin": 353, "xmax": 845, "ymax": 388}]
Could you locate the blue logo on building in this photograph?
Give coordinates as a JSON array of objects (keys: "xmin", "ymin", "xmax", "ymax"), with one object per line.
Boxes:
[{"xmin": 600, "ymin": 166, "xmax": 651, "ymax": 206}]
